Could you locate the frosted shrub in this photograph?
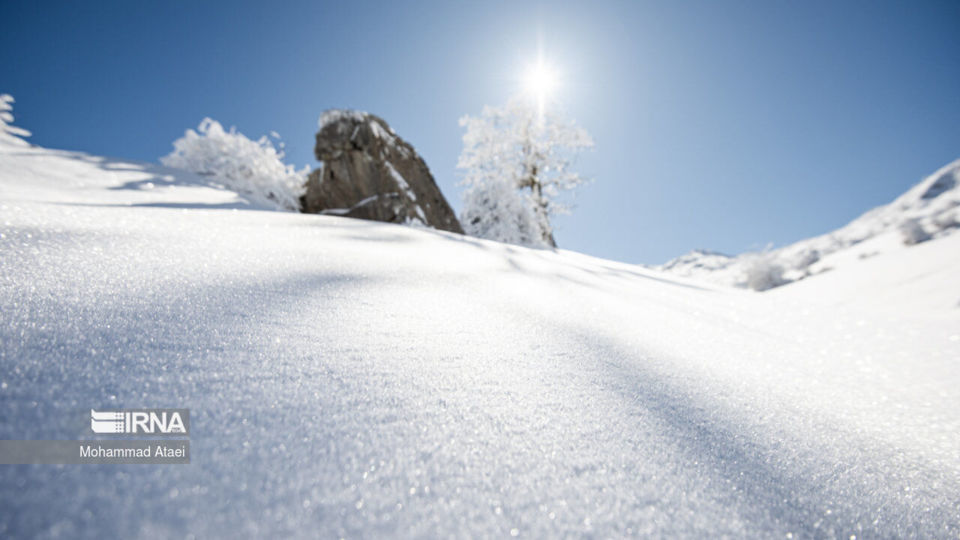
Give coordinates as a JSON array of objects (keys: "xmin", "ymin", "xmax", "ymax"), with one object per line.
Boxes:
[
  {"xmin": 741, "ymin": 253, "xmax": 787, "ymax": 291},
  {"xmin": 0, "ymin": 94, "xmax": 31, "ymax": 146},
  {"xmin": 791, "ymin": 249, "xmax": 820, "ymax": 270},
  {"xmin": 899, "ymin": 219, "xmax": 930, "ymax": 245},
  {"xmin": 161, "ymin": 118, "xmax": 307, "ymax": 211}
]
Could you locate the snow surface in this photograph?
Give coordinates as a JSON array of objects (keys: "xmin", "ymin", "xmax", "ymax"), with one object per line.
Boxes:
[{"xmin": 2, "ymin": 138, "xmax": 960, "ymax": 538}]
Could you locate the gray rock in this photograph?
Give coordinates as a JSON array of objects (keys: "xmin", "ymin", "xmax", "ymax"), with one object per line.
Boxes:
[{"xmin": 301, "ymin": 110, "xmax": 463, "ymax": 234}]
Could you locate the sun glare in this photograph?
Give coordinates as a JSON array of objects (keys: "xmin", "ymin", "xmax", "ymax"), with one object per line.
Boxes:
[
  {"xmin": 524, "ymin": 61, "xmax": 558, "ymax": 99},
  {"xmin": 523, "ymin": 58, "xmax": 559, "ymax": 120}
]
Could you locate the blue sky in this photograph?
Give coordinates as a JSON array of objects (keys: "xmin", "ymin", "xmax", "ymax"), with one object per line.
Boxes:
[{"xmin": 3, "ymin": 0, "xmax": 958, "ymax": 263}]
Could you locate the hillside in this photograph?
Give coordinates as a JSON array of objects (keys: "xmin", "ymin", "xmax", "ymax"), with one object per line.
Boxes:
[
  {"xmin": 1, "ymin": 135, "xmax": 959, "ymax": 537},
  {"xmin": 657, "ymin": 159, "xmax": 960, "ymax": 290}
]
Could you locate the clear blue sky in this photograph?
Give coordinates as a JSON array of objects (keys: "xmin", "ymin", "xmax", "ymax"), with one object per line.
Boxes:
[{"xmin": 3, "ymin": 0, "xmax": 958, "ymax": 263}]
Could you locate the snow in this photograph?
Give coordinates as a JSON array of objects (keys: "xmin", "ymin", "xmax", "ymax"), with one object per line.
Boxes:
[
  {"xmin": 318, "ymin": 109, "xmax": 372, "ymax": 130},
  {"xmin": 658, "ymin": 159, "xmax": 960, "ymax": 290},
  {"xmin": 368, "ymin": 119, "xmax": 397, "ymax": 143},
  {"xmin": 384, "ymin": 162, "xmax": 416, "ymax": 203},
  {"xmin": 2, "ymin": 137, "xmax": 959, "ymax": 538}
]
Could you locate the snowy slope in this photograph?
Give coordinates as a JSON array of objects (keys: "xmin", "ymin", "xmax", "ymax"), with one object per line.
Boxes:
[
  {"xmin": 657, "ymin": 159, "xmax": 960, "ymax": 289},
  {"xmin": 1, "ymin": 137, "xmax": 959, "ymax": 538}
]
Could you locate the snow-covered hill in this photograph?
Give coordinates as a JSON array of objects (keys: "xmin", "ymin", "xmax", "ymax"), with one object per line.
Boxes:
[
  {"xmin": 1, "ymin": 133, "xmax": 959, "ymax": 537},
  {"xmin": 657, "ymin": 159, "xmax": 960, "ymax": 290}
]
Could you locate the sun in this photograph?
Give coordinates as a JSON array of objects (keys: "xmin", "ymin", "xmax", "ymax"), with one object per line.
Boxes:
[
  {"xmin": 524, "ymin": 61, "xmax": 558, "ymax": 98},
  {"xmin": 524, "ymin": 61, "xmax": 558, "ymax": 104}
]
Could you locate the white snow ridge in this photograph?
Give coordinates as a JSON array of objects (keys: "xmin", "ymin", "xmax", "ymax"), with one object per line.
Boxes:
[
  {"xmin": 1, "ymin": 130, "xmax": 959, "ymax": 537},
  {"xmin": 658, "ymin": 159, "xmax": 960, "ymax": 291}
]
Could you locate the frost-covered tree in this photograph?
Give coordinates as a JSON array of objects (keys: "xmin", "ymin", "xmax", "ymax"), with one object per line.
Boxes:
[
  {"xmin": 457, "ymin": 97, "xmax": 593, "ymax": 247},
  {"xmin": 161, "ymin": 118, "xmax": 308, "ymax": 211},
  {"xmin": 460, "ymin": 174, "xmax": 542, "ymax": 246},
  {"xmin": 0, "ymin": 94, "xmax": 32, "ymax": 147}
]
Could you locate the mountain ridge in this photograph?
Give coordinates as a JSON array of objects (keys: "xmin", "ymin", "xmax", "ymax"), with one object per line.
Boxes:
[{"xmin": 656, "ymin": 158, "xmax": 960, "ymax": 290}]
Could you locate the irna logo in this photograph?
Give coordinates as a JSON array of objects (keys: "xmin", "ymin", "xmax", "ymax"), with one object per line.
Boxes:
[{"xmin": 90, "ymin": 409, "xmax": 189, "ymax": 435}]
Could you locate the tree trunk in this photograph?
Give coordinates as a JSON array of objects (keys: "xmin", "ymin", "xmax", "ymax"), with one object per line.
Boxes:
[{"xmin": 531, "ymin": 176, "xmax": 556, "ymax": 247}]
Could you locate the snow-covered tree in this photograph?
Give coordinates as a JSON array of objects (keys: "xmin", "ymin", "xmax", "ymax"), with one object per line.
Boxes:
[
  {"xmin": 460, "ymin": 174, "xmax": 542, "ymax": 246},
  {"xmin": 0, "ymin": 94, "xmax": 32, "ymax": 147},
  {"xmin": 457, "ymin": 96, "xmax": 593, "ymax": 247},
  {"xmin": 161, "ymin": 118, "xmax": 308, "ymax": 211}
]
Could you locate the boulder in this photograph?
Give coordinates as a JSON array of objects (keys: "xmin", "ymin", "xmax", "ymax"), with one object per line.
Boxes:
[{"xmin": 301, "ymin": 110, "xmax": 463, "ymax": 234}]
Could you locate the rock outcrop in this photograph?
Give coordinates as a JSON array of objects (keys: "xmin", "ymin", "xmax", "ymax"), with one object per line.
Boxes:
[{"xmin": 301, "ymin": 110, "xmax": 463, "ymax": 234}]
